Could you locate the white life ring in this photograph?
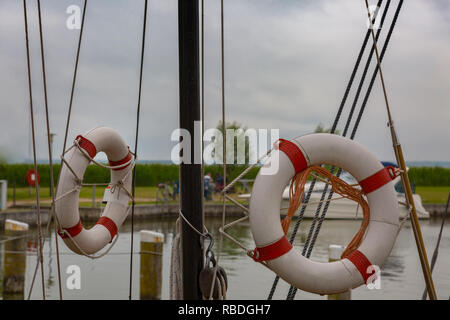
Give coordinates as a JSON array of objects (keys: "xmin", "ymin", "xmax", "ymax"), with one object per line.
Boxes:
[
  {"xmin": 55, "ymin": 127, "xmax": 134, "ymax": 255},
  {"xmin": 249, "ymin": 133, "xmax": 400, "ymax": 294}
]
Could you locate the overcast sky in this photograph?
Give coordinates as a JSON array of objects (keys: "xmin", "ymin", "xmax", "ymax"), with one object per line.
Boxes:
[{"xmin": 0, "ymin": 0, "xmax": 448, "ymax": 163}]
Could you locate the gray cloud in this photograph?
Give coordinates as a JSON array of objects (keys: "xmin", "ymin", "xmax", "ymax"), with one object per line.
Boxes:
[{"xmin": 0, "ymin": 0, "xmax": 449, "ymax": 163}]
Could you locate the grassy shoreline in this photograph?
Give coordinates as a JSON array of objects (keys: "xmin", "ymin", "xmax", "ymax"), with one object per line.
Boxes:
[
  {"xmin": 414, "ymin": 186, "xmax": 450, "ymax": 204},
  {"xmin": 6, "ymin": 185, "xmax": 450, "ymax": 205}
]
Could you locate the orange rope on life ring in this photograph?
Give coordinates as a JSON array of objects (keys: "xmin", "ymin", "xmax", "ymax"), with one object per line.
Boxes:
[{"xmin": 280, "ymin": 165, "xmax": 370, "ymax": 259}]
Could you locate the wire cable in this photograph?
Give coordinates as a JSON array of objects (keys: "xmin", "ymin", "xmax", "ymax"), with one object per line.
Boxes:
[
  {"xmin": 207, "ymin": 0, "xmax": 227, "ymax": 300},
  {"xmin": 422, "ymin": 194, "xmax": 449, "ymax": 300},
  {"xmin": 285, "ymin": 0, "xmax": 396, "ymax": 300},
  {"xmin": 268, "ymin": 0, "xmax": 386, "ymax": 300},
  {"xmin": 129, "ymin": 0, "xmax": 149, "ymax": 300},
  {"xmin": 62, "ymin": 0, "xmax": 87, "ymax": 154},
  {"xmin": 286, "ymin": 0, "xmax": 404, "ymax": 301},
  {"xmin": 22, "ymin": 0, "xmax": 46, "ymax": 300},
  {"xmin": 36, "ymin": 0, "xmax": 63, "ymax": 299}
]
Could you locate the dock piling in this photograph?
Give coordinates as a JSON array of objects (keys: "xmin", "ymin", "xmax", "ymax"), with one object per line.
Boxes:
[
  {"xmin": 327, "ymin": 244, "xmax": 351, "ymax": 300},
  {"xmin": 0, "ymin": 180, "xmax": 7, "ymax": 211},
  {"xmin": 3, "ymin": 219, "xmax": 29, "ymax": 300},
  {"xmin": 140, "ymin": 230, "xmax": 164, "ymax": 300},
  {"xmin": 13, "ymin": 182, "xmax": 16, "ymax": 207}
]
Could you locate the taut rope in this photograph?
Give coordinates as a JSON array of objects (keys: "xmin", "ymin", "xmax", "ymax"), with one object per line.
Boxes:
[
  {"xmin": 22, "ymin": 0, "xmax": 46, "ymax": 300},
  {"xmin": 129, "ymin": 0, "xmax": 149, "ymax": 300}
]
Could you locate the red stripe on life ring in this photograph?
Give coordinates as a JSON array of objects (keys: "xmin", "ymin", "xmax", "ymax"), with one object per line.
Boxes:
[
  {"xmin": 96, "ymin": 216, "xmax": 118, "ymax": 241},
  {"xmin": 58, "ymin": 220, "xmax": 83, "ymax": 239},
  {"xmin": 252, "ymin": 236, "xmax": 293, "ymax": 263},
  {"xmin": 346, "ymin": 250, "xmax": 376, "ymax": 284},
  {"xmin": 109, "ymin": 152, "xmax": 132, "ymax": 171},
  {"xmin": 75, "ymin": 135, "xmax": 97, "ymax": 159},
  {"xmin": 278, "ymin": 139, "xmax": 307, "ymax": 174},
  {"xmin": 359, "ymin": 166, "xmax": 397, "ymax": 194}
]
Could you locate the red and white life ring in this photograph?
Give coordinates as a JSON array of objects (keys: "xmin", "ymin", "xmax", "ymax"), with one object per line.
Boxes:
[
  {"xmin": 249, "ymin": 133, "xmax": 400, "ymax": 294},
  {"xmin": 55, "ymin": 127, "xmax": 133, "ymax": 255}
]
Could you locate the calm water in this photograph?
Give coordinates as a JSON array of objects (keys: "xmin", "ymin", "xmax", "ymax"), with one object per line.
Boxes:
[{"xmin": 1, "ymin": 216, "xmax": 449, "ymax": 300}]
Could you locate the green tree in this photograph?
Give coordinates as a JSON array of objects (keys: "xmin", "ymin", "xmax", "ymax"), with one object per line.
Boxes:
[
  {"xmin": 0, "ymin": 148, "xmax": 8, "ymax": 164},
  {"xmin": 214, "ymin": 121, "xmax": 254, "ymax": 165},
  {"xmin": 212, "ymin": 121, "xmax": 255, "ymax": 185},
  {"xmin": 314, "ymin": 123, "xmax": 340, "ymax": 134}
]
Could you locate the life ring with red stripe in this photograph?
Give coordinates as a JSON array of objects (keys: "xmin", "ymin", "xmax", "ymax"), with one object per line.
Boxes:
[
  {"xmin": 55, "ymin": 127, "xmax": 133, "ymax": 255},
  {"xmin": 249, "ymin": 133, "xmax": 400, "ymax": 294}
]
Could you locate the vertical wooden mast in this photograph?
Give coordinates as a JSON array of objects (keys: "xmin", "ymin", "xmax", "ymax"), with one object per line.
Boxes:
[
  {"xmin": 363, "ymin": 0, "xmax": 437, "ymax": 299},
  {"xmin": 178, "ymin": 0, "xmax": 204, "ymax": 299}
]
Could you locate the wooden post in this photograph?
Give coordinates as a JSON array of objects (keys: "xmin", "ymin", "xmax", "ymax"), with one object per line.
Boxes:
[
  {"xmin": 13, "ymin": 182, "xmax": 16, "ymax": 207},
  {"xmin": 0, "ymin": 241, "xmax": 3, "ymax": 297},
  {"xmin": 327, "ymin": 245, "xmax": 351, "ymax": 300},
  {"xmin": 140, "ymin": 230, "xmax": 164, "ymax": 300},
  {"xmin": 0, "ymin": 180, "xmax": 7, "ymax": 211},
  {"xmin": 3, "ymin": 219, "xmax": 29, "ymax": 300},
  {"xmin": 92, "ymin": 184, "xmax": 96, "ymax": 208},
  {"xmin": 178, "ymin": 0, "xmax": 204, "ymax": 299}
]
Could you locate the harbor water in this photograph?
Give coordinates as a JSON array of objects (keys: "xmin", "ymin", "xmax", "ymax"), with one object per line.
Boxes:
[{"xmin": 1, "ymin": 217, "xmax": 449, "ymax": 300}]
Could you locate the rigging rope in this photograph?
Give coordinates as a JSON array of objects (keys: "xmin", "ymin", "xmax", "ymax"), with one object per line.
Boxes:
[
  {"xmin": 285, "ymin": 0, "xmax": 400, "ymax": 300},
  {"xmin": 269, "ymin": 0, "xmax": 385, "ymax": 299},
  {"xmin": 421, "ymin": 194, "xmax": 449, "ymax": 300},
  {"xmin": 261, "ymin": 0, "xmax": 404, "ymax": 300},
  {"xmin": 27, "ymin": 0, "xmax": 87, "ymax": 299},
  {"xmin": 350, "ymin": 0, "xmax": 403, "ymax": 140},
  {"xmin": 329, "ymin": 0, "xmax": 384, "ymax": 134},
  {"xmin": 342, "ymin": 0, "xmax": 391, "ymax": 138},
  {"xmin": 268, "ymin": 0, "xmax": 385, "ymax": 298},
  {"xmin": 27, "ymin": 0, "xmax": 88, "ymax": 300},
  {"xmin": 206, "ymin": 0, "xmax": 227, "ymax": 301},
  {"xmin": 365, "ymin": 0, "xmax": 437, "ymax": 299},
  {"xmin": 22, "ymin": 0, "xmax": 46, "ymax": 300},
  {"xmin": 286, "ymin": 0, "xmax": 404, "ymax": 300},
  {"xmin": 287, "ymin": 0, "xmax": 404, "ymax": 300},
  {"xmin": 129, "ymin": 0, "xmax": 149, "ymax": 300},
  {"xmin": 62, "ymin": 0, "xmax": 87, "ymax": 154},
  {"xmin": 36, "ymin": 0, "xmax": 63, "ymax": 299}
]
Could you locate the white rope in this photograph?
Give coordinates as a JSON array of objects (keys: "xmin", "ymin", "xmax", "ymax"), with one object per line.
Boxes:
[
  {"xmin": 178, "ymin": 209, "xmax": 209, "ymax": 238},
  {"xmin": 219, "ymin": 274, "xmax": 227, "ymax": 300},
  {"xmin": 211, "ymin": 148, "xmax": 277, "ymax": 272},
  {"xmin": 56, "ymin": 141, "xmax": 136, "ymax": 207},
  {"xmin": 74, "ymin": 139, "xmax": 135, "ymax": 170},
  {"xmin": 53, "ymin": 185, "xmax": 81, "ymax": 203}
]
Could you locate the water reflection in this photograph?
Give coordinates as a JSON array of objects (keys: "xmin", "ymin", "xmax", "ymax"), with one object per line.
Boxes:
[
  {"xmin": 0, "ymin": 217, "xmax": 448, "ymax": 300},
  {"xmin": 380, "ymin": 255, "xmax": 404, "ymax": 281}
]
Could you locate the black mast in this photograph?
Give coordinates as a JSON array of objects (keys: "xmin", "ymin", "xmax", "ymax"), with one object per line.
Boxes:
[{"xmin": 178, "ymin": 0, "xmax": 203, "ymax": 299}]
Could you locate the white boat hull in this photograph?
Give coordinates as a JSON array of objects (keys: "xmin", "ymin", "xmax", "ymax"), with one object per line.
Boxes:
[{"xmin": 279, "ymin": 192, "xmax": 429, "ymax": 220}]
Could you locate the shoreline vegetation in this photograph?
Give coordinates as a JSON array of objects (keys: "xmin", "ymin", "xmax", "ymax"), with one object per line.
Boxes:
[{"xmin": 1, "ymin": 164, "xmax": 450, "ymax": 205}]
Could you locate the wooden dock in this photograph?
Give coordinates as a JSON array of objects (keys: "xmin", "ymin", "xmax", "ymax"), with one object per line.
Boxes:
[
  {"xmin": 0, "ymin": 203, "xmax": 445, "ymax": 227},
  {"xmin": 0, "ymin": 204, "xmax": 246, "ymax": 227}
]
